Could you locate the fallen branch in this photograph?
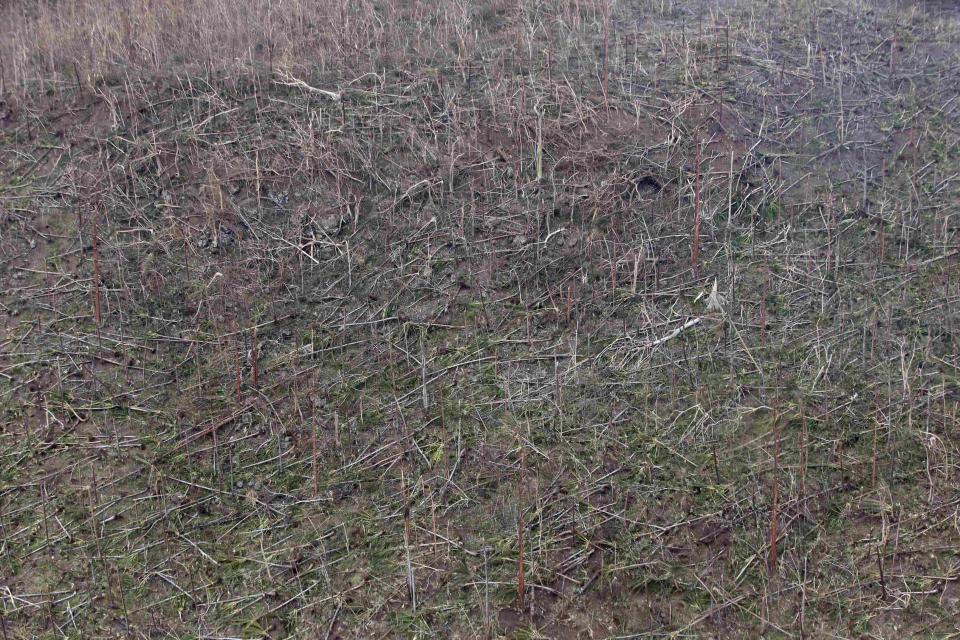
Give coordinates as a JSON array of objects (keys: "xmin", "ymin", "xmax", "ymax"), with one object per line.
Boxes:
[
  {"xmin": 273, "ymin": 71, "xmax": 341, "ymax": 100},
  {"xmin": 645, "ymin": 316, "xmax": 701, "ymax": 348}
]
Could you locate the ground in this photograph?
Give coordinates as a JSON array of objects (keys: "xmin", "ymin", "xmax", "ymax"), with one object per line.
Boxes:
[{"xmin": 1, "ymin": 0, "xmax": 959, "ymax": 637}]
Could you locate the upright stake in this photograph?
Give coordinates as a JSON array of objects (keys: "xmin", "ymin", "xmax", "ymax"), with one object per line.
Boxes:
[
  {"xmin": 91, "ymin": 217, "xmax": 102, "ymax": 338},
  {"xmin": 517, "ymin": 445, "xmax": 526, "ymax": 611},
  {"xmin": 251, "ymin": 325, "xmax": 259, "ymax": 388},
  {"xmin": 768, "ymin": 417, "xmax": 782, "ymax": 575},
  {"xmin": 692, "ymin": 141, "xmax": 702, "ymax": 278}
]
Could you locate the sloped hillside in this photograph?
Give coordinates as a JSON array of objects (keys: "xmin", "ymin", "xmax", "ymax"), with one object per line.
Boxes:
[{"xmin": 1, "ymin": 0, "xmax": 959, "ymax": 637}]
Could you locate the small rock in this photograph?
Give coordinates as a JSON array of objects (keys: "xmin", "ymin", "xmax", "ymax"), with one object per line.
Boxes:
[{"xmin": 318, "ymin": 215, "xmax": 340, "ymax": 234}]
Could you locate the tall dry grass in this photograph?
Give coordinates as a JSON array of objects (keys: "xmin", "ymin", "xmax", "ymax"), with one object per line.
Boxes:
[{"xmin": 0, "ymin": 0, "xmax": 518, "ymax": 95}]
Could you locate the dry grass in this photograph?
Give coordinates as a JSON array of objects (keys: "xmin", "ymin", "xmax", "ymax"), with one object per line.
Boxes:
[
  {"xmin": 2, "ymin": 0, "xmax": 960, "ymax": 637},
  {"xmin": 1, "ymin": 0, "xmax": 522, "ymax": 95}
]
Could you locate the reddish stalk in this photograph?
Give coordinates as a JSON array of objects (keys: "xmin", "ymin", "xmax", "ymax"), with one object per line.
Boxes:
[
  {"xmin": 517, "ymin": 445, "xmax": 526, "ymax": 612},
  {"xmin": 768, "ymin": 418, "xmax": 782, "ymax": 575},
  {"xmin": 312, "ymin": 410, "xmax": 319, "ymax": 499},
  {"xmin": 691, "ymin": 141, "xmax": 702, "ymax": 278},
  {"xmin": 760, "ymin": 256, "xmax": 769, "ymax": 346},
  {"xmin": 890, "ymin": 34, "xmax": 896, "ymax": 74},
  {"xmin": 602, "ymin": 0, "xmax": 610, "ymax": 106},
  {"xmin": 91, "ymin": 219, "xmax": 102, "ymax": 330},
  {"xmin": 251, "ymin": 325, "xmax": 259, "ymax": 388},
  {"xmin": 234, "ymin": 337, "xmax": 243, "ymax": 404}
]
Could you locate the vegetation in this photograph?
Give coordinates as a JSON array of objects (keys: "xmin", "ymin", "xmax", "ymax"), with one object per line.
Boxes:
[{"xmin": 1, "ymin": 0, "xmax": 959, "ymax": 637}]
